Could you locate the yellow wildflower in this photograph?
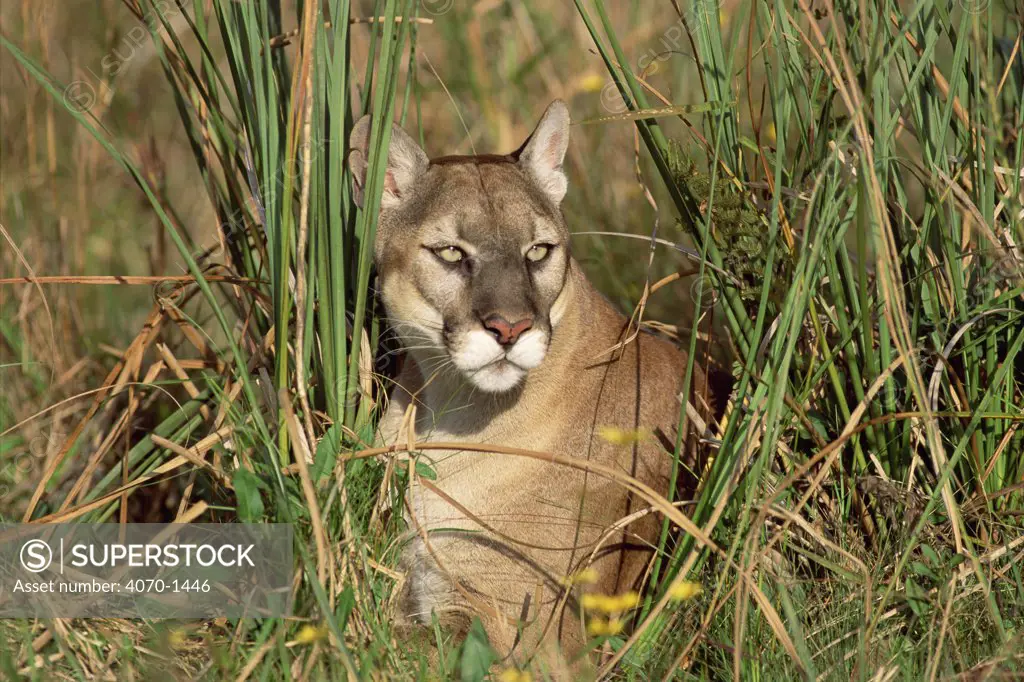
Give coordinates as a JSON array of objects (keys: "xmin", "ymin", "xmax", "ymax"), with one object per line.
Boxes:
[
  {"xmin": 582, "ymin": 590, "xmax": 640, "ymax": 613},
  {"xmin": 167, "ymin": 628, "xmax": 187, "ymax": 650},
  {"xmin": 612, "ymin": 591, "xmax": 640, "ymax": 611},
  {"xmin": 293, "ymin": 623, "xmax": 329, "ymax": 645},
  {"xmin": 596, "ymin": 426, "xmax": 650, "ymax": 446},
  {"xmin": 667, "ymin": 580, "xmax": 703, "ymax": 601},
  {"xmin": 581, "ymin": 593, "xmax": 611, "ymax": 611},
  {"xmin": 498, "ymin": 668, "xmax": 533, "ymax": 682},
  {"xmin": 561, "ymin": 567, "xmax": 599, "ymax": 586},
  {"xmin": 587, "ymin": 617, "xmax": 624, "ymax": 637},
  {"xmin": 578, "ymin": 73, "xmax": 606, "ymax": 93}
]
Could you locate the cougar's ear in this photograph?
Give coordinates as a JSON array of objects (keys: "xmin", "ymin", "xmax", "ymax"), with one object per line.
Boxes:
[
  {"xmin": 348, "ymin": 115, "xmax": 429, "ymax": 209},
  {"xmin": 515, "ymin": 99, "xmax": 571, "ymax": 205}
]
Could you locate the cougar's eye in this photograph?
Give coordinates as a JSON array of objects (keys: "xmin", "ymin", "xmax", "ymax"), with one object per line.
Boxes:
[
  {"xmin": 526, "ymin": 244, "xmax": 553, "ymax": 263},
  {"xmin": 432, "ymin": 246, "xmax": 465, "ymax": 264}
]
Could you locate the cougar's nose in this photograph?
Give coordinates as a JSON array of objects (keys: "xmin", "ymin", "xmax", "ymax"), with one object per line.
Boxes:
[{"xmin": 482, "ymin": 314, "xmax": 533, "ymax": 346}]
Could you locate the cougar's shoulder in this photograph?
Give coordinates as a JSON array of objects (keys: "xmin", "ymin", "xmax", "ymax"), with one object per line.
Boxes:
[{"xmin": 560, "ymin": 273, "xmax": 697, "ymax": 430}]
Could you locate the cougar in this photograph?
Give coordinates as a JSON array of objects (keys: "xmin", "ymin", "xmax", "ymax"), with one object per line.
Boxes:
[{"xmin": 349, "ymin": 100, "xmax": 707, "ymax": 663}]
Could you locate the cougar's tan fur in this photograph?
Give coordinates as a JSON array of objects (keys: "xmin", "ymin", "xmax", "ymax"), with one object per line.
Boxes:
[{"xmin": 349, "ymin": 100, "xmax": 706, "ymax": 659}]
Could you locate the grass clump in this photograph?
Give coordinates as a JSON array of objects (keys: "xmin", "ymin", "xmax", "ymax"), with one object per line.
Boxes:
[{"xmin": 666, "ymin": 144, "xmax": 794, "ymax": 305}]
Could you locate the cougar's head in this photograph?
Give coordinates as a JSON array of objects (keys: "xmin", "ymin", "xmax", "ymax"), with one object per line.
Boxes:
[{"xmin": 349, "ymin": 101, "xmax": 572, "ymax": 393}]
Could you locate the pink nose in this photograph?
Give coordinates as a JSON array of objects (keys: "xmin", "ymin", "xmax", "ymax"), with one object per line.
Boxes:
[{"xmin": 483, "ymin": 315, "xmax": 533, "ymax": 346}]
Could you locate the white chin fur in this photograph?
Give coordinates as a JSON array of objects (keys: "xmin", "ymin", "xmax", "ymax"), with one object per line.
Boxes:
[
  {"xmin": 468, "ymin": 362, "xmax": 527, "ymax": 393},
  {"xmin": 450, "ymin": 328, "xmax": 549, "ymax": 392}
]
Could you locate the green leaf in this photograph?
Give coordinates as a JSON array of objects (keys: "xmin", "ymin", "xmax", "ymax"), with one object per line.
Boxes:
[
  {"xmin": 334, "ymin": 585, "xmax": 355, "ymax": 631},
  {"xmin": 910, "ymin": 561, "xmax": 938, "ymax": 582},
  {"xmin": 415, "ymin": 460, "xmax": 438, "ymax": 481},
  {"xmin": 313, "ymin": 424, "xmax": 340, "ymax": 482},
  {"xmin": 233, "ymin": 467, "xmax": 265, "ymax": 522},
  {"xmin": 904, "ymin": 577, "xmax": 930, "ymax": 618},
  {"xmin": 459, "ymin": 618, "xmax": 496, "ymax": 682}
]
